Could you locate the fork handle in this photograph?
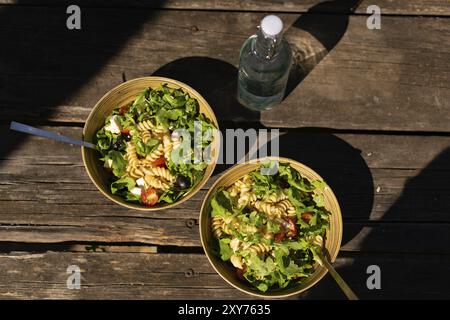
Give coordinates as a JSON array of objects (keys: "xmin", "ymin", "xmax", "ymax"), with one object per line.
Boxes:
[{"xmin": 320, "ymin": 252, "xmax": 359, "ymax": 300}]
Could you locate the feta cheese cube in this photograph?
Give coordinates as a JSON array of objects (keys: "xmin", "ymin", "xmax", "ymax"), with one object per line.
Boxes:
[
  {"xmin": 103, "ymin": 158, "xmax": 113, "ymax": 169},
  {"xmin": 105, "ymin": 115, "xmax": 122, "ymax": 134},
  {"xmin": 136, "ymin": 177, "xmax": 146, "ymax": 187},
  {"xmin": 130, "ymin": 187, "xmax": 142, "ymax": 196}
]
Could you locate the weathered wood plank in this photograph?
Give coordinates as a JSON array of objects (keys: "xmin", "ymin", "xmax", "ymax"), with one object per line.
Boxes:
[
  {"xmin": 0, "ymin": 251, "xmax": 448, "ymax": 299},
  {"xmin": 2, "ymin": 126, "xmax": 450, "ymax": 252},
  {"xmin": 0, "ymin": 8, "xmax": 448, "ymax": 131},
  {"xmin": 1, "ymin": 221, "xmax": 450, "ymax": 254},
  {"xmin": 1, "ymin": 0, "xmax": 449, "ymax": 16}
]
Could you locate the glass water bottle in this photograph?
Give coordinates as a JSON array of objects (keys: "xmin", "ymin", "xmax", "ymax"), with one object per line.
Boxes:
[{"xmin": 237, "ymin": 15, "xmax": 292, "ymax": 111}]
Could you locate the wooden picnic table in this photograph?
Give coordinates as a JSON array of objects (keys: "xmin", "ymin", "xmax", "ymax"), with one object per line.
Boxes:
[{"xmin": 0, "ymin": 0, "xmax": 449, "ymax": 299}]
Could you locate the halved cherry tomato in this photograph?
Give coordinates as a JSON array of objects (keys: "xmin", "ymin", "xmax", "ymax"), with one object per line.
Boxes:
[
  {"xmin": 152, "ymin": 156, "xmax": 166, "ymax": 168},
  {"xmin": 121, "ymin": 128, "xmax": 130, "ymax": 135},
  {"xmin": 119, "ymin": 105, "xmax": 128, "ymax": 115},
  {"xmin": 301, "ymin": 211, "xmax": 314, "ymax": 223},
  {"xmin": 274, "ymin": 230, "xmax": 286, "ymax": 242},
  {"xmin": 141, "ymin": 188, "xmax": 159, "ymax": 207}
]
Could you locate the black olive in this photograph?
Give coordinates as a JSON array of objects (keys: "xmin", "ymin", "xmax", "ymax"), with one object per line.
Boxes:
[
  {"xmin": 121, "ymin": 132, "xmax": 131, "ymax": 142},
  {"xmin": 113, "ymin": 136, "xmax": 125, "ymax": 150},
  {"xmin": 242, "ymin": 206, "xmax": 251, "ymax": 214},
  {"xmin": 176, "ymin": 176, "xmax": 190, "ymax": 189},
  {"xmin": 279, "ymin": 178, "xmax": 290, "ymax": 189}
]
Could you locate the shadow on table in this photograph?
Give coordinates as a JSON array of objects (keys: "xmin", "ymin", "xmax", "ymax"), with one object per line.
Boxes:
[
  {"xmin": 306, "ymin": 147, "xmax": 450, "ymax": 299},
  {"xmin": 154, "ymin": 53, "xmax": 450, "ymax": 299},
  {"xmin": 152, "ymin": 56, "xmax": 261, "ymax": 175},
  {"xmin": 153, "ymin": 55, "xmax": 374, "ymax": 242},
  {"xmin": 285, "ymin": 0, "xmax": 363, "ymax": 97},
  {"xmin": 0, "ymin": 0, "xmax": 165, "ymax": 160}
]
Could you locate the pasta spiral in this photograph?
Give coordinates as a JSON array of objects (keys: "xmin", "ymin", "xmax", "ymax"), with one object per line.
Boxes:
[
  {"xmin": 251, "ymin": 200, "xmax": 281, "ymax": 219},
  {"xmin": 211, "ymin": 216, "xmax": 234, "ymax": 238},
  {"xmin": 228, "ymin": 174, "xmax": 257, "ymax": 207},
  {"xmin": 266, "ymin": 191, "xmax": 288, "ymax": 203},
  {"xmin": 125, "ymin": 142, "xmax": 139, "ymax": 168},
  {"xmin": 211, "ymin": 216, "xmax": 224, "ymax": 238},
  {"xmin": 127, "ymin": 166, "xmax": 145, "ymax": 179},
  {"xmin": 249, "ymin": 243, "xmax": 271, "ymax": 256},
  {"xmin": 144, "ymin": 175, "xmax": 171, "ymax": 191},
  {"xmin": 142, "ymin": 166, "xmax": 176, "ymax": 183},
  {"xmin": 237, "ymin": 191, "xmax": 258, "ymax": 208},
  {"xmin": 276, "ymin": 199, "xmax": 296, "ymax": 216},
  {"xmin": 172, "ymin": 132, "xmax": 182, "ymax": 150},
  {"xmin": 140, "ymin": 130, "xmax": 152, "ymax": 144},
  {"xmin": 145, "ymin": 143, "xmax": 164, "ymax": 162},
  {"xmin": 162, "ymin": 133, "xmax": 173, "ymax": 161},
  {"xmin": 230, "ymin": 255, "xmax": 244, "ymax": 269},
  {"xmin": 136, "ymin": 120, "xmax": 168, "ymax": 135},
  {"xmin": 234, "ymin": 178, "xmax": 252, "ymax": 193},
  {"xmin": 227, "ymin": 184, "xmax": 240, "ymax": 197}
]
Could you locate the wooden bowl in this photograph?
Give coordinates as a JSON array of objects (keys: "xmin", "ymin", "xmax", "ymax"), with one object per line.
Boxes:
[
  {"xmin": 82, "ymin": 77, "xmax": 219, "ymax": 210},
  {"xmin": 199, "ymin": 157, "xmax": 343, "ymax": 298}
]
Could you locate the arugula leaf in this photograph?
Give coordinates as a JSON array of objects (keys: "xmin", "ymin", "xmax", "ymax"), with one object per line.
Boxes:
[
  {"xmin": 313, "ymin": 193, "xmax": 325, "ymax": 207},
  {"xmin": 256, "ymin": 283, "xmax": 269, "ymax": 292},
  {"xmin": 156, "ymin": 108, "xmax": 183, "ymax": 127},
  {"xmin": 219, "ymin": 238, "xmax": 233, "ymax": 261},
  {"xmin": 104, "ymin": 150, "xmax": 127, "ymax": 177},
  {"xmin": 111, "ymin": 176, "xmax": 135, "ymax": 194},
  {"xmin": 210, "ymin": 191, "xmax": 233, "ymax": 217}
]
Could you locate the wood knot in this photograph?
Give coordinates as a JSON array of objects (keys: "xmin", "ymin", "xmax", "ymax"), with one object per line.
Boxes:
[
  {"xmin": 186, "ymin": 219, "xmax": 196, "ymax": 228},
  {"xmin": 184, "ymin": 268, "xmax": 198, "ymax": 277}
]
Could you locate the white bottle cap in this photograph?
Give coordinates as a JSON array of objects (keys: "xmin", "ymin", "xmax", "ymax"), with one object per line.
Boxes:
[{"xmin": 260, "ymin": 15, "xmax": 283, "ymax": 37}]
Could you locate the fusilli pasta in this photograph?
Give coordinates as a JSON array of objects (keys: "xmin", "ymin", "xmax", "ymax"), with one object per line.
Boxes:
[
  {"xmin": 144, "ymin": 175, "xmax": 171, "ymax": 191},
  {"xmin": 125, "ymin": 142, "xmax": 139, "ymax": 168},
  {"xmin": 145, "ymin": 143, "xmax": 164, "ymax": 162},
  {"xmin": 142, "ymin": 166, "xmax": 176, "ymax": 183},
  {"xmin": 140, "ymin": 130, "xmax": 152, "ymax": 144},
  {"xmin": 136, "ymin": 120, "xmax": 168, "ymax": 135},
  {"xmin": 251, "ymin": 200, "xmax": 282, "ymax": 219},
  {"xmin": 249, "ymin": 243, "xmax": 271, "ymax": 256}
]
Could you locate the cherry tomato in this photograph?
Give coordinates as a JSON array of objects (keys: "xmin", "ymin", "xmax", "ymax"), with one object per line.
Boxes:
[
  {"xmin": 152, "ymin": 156, "xmax": 166, "ymax": 168},
  {"xmin": 285, "ymin": 217, "xmax": 298, "ymax": 238},
  {"xmin": 274, "ymin": 230, "xmax": 286, "ymax": 242},
  {"xmin": 121, "ymin": 129, "xmax": 131, "ymax": 141},
  {"xmin": 119, "ymin": 105, "xmax": 128, "ymax": 115},
  {"xmin": 141, "ymin": 188, "xmax": 159, "ymax": 207},
  {"xmin": 301, "ymin": 212, "xmax": 314, "ymax": 223}
]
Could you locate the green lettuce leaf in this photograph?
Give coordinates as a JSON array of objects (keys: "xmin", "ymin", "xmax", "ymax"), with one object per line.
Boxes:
[
  {"xmin": 111, "ymin": 176, "xmax": 136, "ymax": 194},
  {"xmin": 219, "ymin": 238, "xmax": 233, "ymax": 261},
  {"xmin": 103, "ymin": 150, "xmax": 127, "ymax": 177}
]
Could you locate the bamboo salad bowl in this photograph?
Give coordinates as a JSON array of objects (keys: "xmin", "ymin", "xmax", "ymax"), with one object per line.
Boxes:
[
  {"xmin": 199, "ymin": 157, "xmax": 343, "ymax": 298},
  {"xmin": 82, "ymin": 77, "xmax": 220, "ymax": 211}
]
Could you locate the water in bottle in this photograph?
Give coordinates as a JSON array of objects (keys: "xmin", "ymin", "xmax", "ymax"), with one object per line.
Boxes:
[{"xmin": 237, "ymin": 15, "xmax": 292, "ymax": 111}]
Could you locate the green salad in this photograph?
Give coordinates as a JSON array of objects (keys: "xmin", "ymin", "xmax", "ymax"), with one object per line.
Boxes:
[
  {"xmin": 210, "ymin": 161, "xmax": 330, "ymax": 292},
  {"xmin": 95, "ymin": 84, "xmax": 216, "ymax": 206}
]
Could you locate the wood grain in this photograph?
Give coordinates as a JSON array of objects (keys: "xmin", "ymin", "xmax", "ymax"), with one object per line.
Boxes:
[
  {"xmin": 0, "ymin": 251, "xmax": 448, "ymax": 299},
  {"xmin": 2, "ymin": 126, "xmax": 450, "ymax": 253},
  {"xmin": 0, "ymin": 0, "xmax": 449, "ymax": 16},
  {"xmin": 0, "ymin": 8, "xmax": 448, "ymax": 131}
]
